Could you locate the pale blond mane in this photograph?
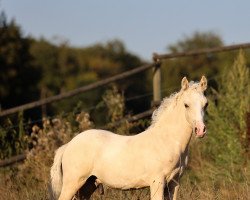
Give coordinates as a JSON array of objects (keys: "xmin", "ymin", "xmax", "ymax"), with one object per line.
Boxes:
[{"xmin": 150, "ymin": 81, "xmax": 200, "ymax": 127}]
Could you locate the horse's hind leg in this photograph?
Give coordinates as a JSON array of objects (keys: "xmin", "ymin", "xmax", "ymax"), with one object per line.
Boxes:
[
  {"xmin": 77, "ymin": 176, "xmax": 98, "ymax": 200},
  {"xmin": 164, "ymin": 179, "xmax": 179, "ymax": 200},
  {"xmin": 173, "ymin": 184, "xmax": 179, "ymax": 200},
  {"xmin": 58, "ymin": 176, "xmax": 87, "ymax": 200}
]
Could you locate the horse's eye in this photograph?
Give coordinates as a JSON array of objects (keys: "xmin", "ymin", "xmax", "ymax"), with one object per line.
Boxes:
[
  {"xmin": 204, "ymin": 102, "xmax": 209, "ymax": 109},
  {"xmin": 184, "ymin": 103, "xmax": 189, "ymax": 108}
]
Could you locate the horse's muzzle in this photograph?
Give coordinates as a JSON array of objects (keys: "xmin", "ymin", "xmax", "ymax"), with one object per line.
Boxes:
[{"xmin": 194, "ymin": 122, "xmax": 206, "ymax": 138}]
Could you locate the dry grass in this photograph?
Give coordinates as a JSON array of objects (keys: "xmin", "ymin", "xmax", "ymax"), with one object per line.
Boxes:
[
  {"xmin": 0, "ymin": 111, "xmax": 250, "ymax": 200},
  {"xmin": 1, "ymin": 125, "xmax": 250, "ymax": 200},
  {"xmin": 0, "ymin": 114, "xmax": 83, "ymax": 200},
  {"xmin": 178, "ymin": 176, "xmax": 250, "ymax": 200},
  {"xmin": 1, "ymin": 135, "xmax": 249, "ymax": 200}
]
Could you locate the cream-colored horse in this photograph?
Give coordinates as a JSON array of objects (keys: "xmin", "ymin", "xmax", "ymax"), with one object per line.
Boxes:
[{"xmin": 50, "ymin": 76, "xmax": 208, "ymax": 200}]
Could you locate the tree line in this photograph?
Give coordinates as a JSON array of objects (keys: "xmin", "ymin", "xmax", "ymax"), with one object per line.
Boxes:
[{"xmin": 0, "ymin": 11, "xmax": 249, "ymax": 124}]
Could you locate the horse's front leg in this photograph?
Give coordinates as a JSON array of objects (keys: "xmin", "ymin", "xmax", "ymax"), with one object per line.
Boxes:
[{"xmin": 150, "ymin": 177, "xmax": 165, "ymax": 200}]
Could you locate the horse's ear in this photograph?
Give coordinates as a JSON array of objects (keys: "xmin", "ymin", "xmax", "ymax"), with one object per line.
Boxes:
[
  {"xmin": 181, "ymin": 77, "xmax": 189, "ymax": 90},
  {"xmin": 200, "ymin": 76, "xmax": 207, "ymax": 91}
]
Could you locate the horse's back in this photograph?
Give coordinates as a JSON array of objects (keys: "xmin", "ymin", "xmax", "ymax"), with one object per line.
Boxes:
[{"xmin": 61, "ymin": 130, "xmax": 126, "ymax": 167}]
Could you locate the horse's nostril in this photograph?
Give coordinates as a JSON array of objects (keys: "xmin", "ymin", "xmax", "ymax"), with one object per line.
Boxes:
[
  {"xmin": 195, "ymin": 127, "xmax": 198, "ymax": 133},
  {"xmin": 203, "ymin": 126, "xmax": 206, "ymax": 133}
]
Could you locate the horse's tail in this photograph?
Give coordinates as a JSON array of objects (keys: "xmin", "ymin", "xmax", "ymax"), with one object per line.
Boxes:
[{"xmin": 50, "ymin": 144, "xmax": 67, "ymax": 200}]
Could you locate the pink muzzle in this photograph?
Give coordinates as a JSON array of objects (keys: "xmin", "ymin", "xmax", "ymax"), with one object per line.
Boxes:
[{"xmin": 194, "ymin": 121, "xmax": 206, "ymax": 138}]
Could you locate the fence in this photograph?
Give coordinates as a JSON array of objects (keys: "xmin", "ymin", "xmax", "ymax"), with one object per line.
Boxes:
[
  {"xmin": 1, "ymin": 42, "xmax": 250, "ymax": 117},
  {"xmin": 1, "ymin": 42, "xmax": 250, "ymax": 167}
]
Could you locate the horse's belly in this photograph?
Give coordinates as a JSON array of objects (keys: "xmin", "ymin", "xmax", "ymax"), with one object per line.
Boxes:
[
  {"xmin": 92, "ymin": 152, "xmax": 149, "ymax": 189},
  {"xmin": 95, "ymin": 171, "xmax": 148, "ymax": 189}
]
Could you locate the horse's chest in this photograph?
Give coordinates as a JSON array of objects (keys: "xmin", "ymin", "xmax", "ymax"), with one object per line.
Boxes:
[{"xmin": 165, "ymin": 152, "xmax": 188, "ymax": 182}]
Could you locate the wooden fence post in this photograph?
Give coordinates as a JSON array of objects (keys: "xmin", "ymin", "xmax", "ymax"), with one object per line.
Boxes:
[{"xmin": 152, "ymin": 54, "xmax": 162, "ymax": 106}]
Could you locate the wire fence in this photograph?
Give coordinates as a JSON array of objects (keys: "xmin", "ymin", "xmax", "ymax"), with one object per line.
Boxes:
[
  {"xmin": 0, "ymin": 63, "xmax": 154, "ymax": 117},
  {"xmin": 1, "ymin": 84, "xmax": 179, "ymax": 131},
  {"xmin": 1, "ymin": 72, "xmax": 221, "ymax": 132}
]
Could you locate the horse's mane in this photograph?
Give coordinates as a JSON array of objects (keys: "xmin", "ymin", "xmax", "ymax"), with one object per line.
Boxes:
[
  {"xmin": 150, "ymin": 92, "xmax": 181, "ymax": 128},
  {"xmin": 150, "ymin": 81, "xmax": 199, "ymax": 128}
]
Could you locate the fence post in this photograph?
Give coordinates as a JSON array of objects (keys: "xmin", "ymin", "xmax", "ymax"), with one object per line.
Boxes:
[{"xmin": 152, "ymin": 54, "xmax": 162, "ymax": 106}]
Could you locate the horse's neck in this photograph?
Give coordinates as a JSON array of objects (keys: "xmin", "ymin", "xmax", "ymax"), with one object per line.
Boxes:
[{"xmin": 149, "ymin": 105, "xmax": 192, "ymax": 152}]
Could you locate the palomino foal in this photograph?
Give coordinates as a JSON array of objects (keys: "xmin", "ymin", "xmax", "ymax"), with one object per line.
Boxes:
[{"xmin": 50, "ymin": 76, "xmax": 208, "ymax": 200}]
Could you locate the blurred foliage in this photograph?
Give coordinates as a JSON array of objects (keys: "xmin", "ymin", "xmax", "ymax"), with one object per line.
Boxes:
[
  {"xmin": 0, "ymin": 13, "xmax": 250, "ymax": 197},
  {"xmin": 161, "ymin": 32, "xmax": 250, "ymax": 97},
  {"xmin": 102, "ymin": 86, "xmax": 131, "ymax": 135},
  {"xmin": 103, "ymin": 85, "xmax": 125, "ymax": 123},
  {"xmin": 4, "ymin": 10, "xmax": 250, "ymax": 126},
  {"xmin": 0, "ymin": 12, "xmax": 148, "ymax": 122},
  {"xmin": 0, "ymin": 112, "xmax": 92, "ymax": 200},
  {"xmin": 0, "ymin": 112, "xmax": 26, "ymax": 159},
  {"xmin": 29, "ymin": 38, "xmax": 148, "ymax": 116},
  {"xmin": 162, "ymin": 32, "xmax": 223, "ymax": 94},
  {"xmin": 205, "ymin": 50, "xmax": 250, "ymax": 168},
  {"xmin": 0, "ymin": 12, "xmax": 40, "ymax": 109},
  {"xmin": 186, "ymin": 51, "xmax": 250, "ymax": 186}
]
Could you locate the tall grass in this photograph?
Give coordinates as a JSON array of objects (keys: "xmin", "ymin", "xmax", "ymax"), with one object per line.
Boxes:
[{"xmin": 177, "ymin": 50, "xmax": 250, "ymax": 200}]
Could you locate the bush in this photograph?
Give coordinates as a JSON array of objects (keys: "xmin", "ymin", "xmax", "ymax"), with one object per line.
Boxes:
[
  {"xmin": 0, "ymin": 113, "xmax": 92, "ymax": 200},
  {"xmin": 0, "ymin": 112, "xmax": 26, "ymax": 159},
  {"xmin": 205, "ymin": 50, "xmax": 249, "ymax": 170}
]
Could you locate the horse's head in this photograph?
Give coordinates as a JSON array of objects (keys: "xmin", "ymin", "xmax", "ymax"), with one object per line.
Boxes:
[{"xmin": 181, "ymin": 76, "xmax": 208, "ymax": 138}]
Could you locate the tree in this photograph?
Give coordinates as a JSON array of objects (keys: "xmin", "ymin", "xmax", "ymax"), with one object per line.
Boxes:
[
  {"xmin": 0, "ymin": 12, "xmax": 40, "ymax": 158},
  {"xmin": 30, "ymin": 39, "xmax": 148, "ymax": 119},
  {"xmin": 161, "ymin": 32, "xmax": 224, "ymax": 95},
  {"xmin": 0, "ymin": 12, "xmax": 40, "ymax": 110}
]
